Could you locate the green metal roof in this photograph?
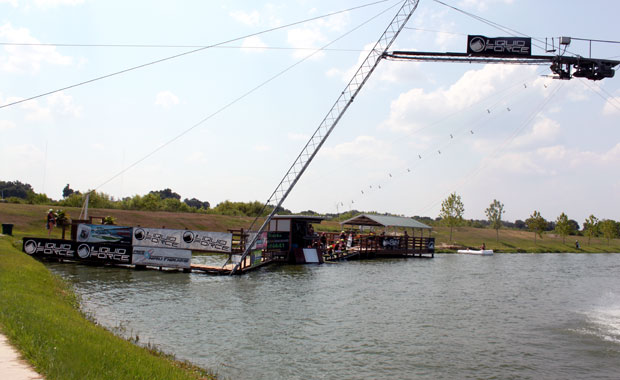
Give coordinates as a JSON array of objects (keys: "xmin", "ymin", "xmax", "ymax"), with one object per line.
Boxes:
[{"xmin": 339, "ymin": 214, "xmax": 431, "ymax": 229}]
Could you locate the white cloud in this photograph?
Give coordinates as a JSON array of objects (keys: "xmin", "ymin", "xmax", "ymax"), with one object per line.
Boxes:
[
  {"xmin": 288, "ymin": 132, "xmax": 308, "ymax": 141},
  {"xmin": 21, "ymin": 99, "xmax": 52, "ymax": 121},
  {"xmin": 536, "ymin": 145, "xmax": 567, "ymax": 161},
  {"xmin": 185, "ymin": 151, "xmax": 208, "ymax": 164},
  {"xmin": 1, "ymin": 144, "xmax": 44, "ymax": 167},
  {"xmin": 18, "ymin": 91, "xmax": 81, "ymax": 122},
  {"xmin": 512, "ymin": 116, "xmax": 561, "ymax": 147},
  {"xmin": 322, "ymin": 135, "xmax": 397, "ymax": 162},
  {"xmin": 603, "ymin": 97, "xmax": 620, "ymax": 115},
  {"xmin": 458, "ymin": 0, "xmax": 514, "ymax": 12},
  {"xmin": 484, "ymin": 140, "xmax": 620, "ymax": 178},
  {"xmin": 90, "ymin": 143, "xmax": 105, "ymax": 151},
  {"xmin": 254, "ymin": 144, "xmax": 271, "ymax": 152},
  {"xmin": 0, "ymin": 23, "xmax": 73, "ymax": 73},
  {"xmin": 0, "ymin": 0, "xmax": 18, "ymax": 7},
  {"xmin": 229, "ymin": 4, "xmax": 282, "ymax": 28},
  {"xmin": 155, "ymin": 91, "xmax": 180, "ymax": 109},
  {"xmin": 570, "ymin": 142, "xmax": 620, "ymax": 167},
  {"xmin": 327, "ymin": 42, "xmax": 374, "ymax": 82},
  {"xmin": 0, "ymin": 0, "xmax": 84, "ymax": 9},
  {"xmin": 240, "ymin": 36, "xmax": 267, "ymax": 53},
  {"xmin": 287, "ymin": 27, "xmax": 326, "ymax": 60},
  {"xmin": 34, "ymin": 0, "xmax": 84, "ymax": 8},
  {"xmin": 382, "ymin": 65, "xmax": 538, "ymax": 134},
  {"xmin": 229, "ymin": 10, "xmax": 261, "ymax": 27},
  {"xmin": 484, "ymin": 151, "xmax": 546, "ymax": 175},
  {"xmin": 316, "ymin": 11, "xmax": 349, "ymax": 33},
  {"xmin": 286, "ymin": 9, "xmax": 350, "ymax": 60},
  {"xmin": 0, "ymin": 120, "xmax": 16, "ymax": 131}
]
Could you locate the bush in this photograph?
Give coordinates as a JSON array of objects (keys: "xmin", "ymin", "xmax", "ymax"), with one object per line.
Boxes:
[{"xmin": 27, "ymin": 192, "xmax": 53, "ymax": 205}]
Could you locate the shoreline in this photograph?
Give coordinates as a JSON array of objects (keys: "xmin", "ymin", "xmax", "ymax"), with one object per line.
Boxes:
[{"xmin": 0, "ymin": 236, "xmax": 217, "ymax": 380}]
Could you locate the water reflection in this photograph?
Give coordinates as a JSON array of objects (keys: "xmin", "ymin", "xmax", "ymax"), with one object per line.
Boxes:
[{"xmin": 47, "ymin": 254, "xmax": 620, "ymax": 380}]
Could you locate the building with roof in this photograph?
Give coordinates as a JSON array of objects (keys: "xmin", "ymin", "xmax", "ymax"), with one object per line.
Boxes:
[{"xmin": 339, "ymin": 213, "xmax": 432, "ymax": 237}]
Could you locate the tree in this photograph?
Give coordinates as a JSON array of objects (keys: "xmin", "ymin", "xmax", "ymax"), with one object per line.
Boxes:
[
  {"xmin": 555, "ymin": 212, "xmax": 574, "ymax": 244},
  {"xmin": 583, "ymin": 215, "xmax": 599, "ymax": 245},
  {"xmin": 599, "ymin": 219, "xmax": 619, "ymax": 245},
  {"xmin": 485, "ymin": 199, "xmax": 504, "ymax": 242},
  {"xmin": 0, "ymin": 180, "xmax": 34, "ymax": 199},
  {"xmin": 514, "ymin": 219, "xmax": 526, "ymax": 230},
  {"xmin": 568, "ymin": 220, "xmax": 580, "ymax": 234},
  {"xmin": 149, "ymin": 188, "xmax": 181, "ymax": 200},
  {"xmin": 526, "ymin": 210, "xmax": 547, "ymax": 244},
  {"xmin": 439, "ymin": 192, "xmax": 464, "ymax": 241},
  {"xmin": 183, "ymin": 198, "xmax": 210, "ymax": 210},
  {"xmin": 62, "ymin": 184, "xmax": 75, "ymax": 198}
]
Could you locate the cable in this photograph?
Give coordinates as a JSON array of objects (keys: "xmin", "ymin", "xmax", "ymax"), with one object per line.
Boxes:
[
  {"xmin": 91, "ymin": 0, "xmax": 401, "ymax": 193},
  {"xmin": 571, "ymin": 37, "xmax": 620, "ymax": 44},
  {"xmin": 323, "ymin": 66, "xmax": 550, "ymax": 214},
  {"xmin": 0, "ymin": 41, "xmax": 369, "ymax": 52},
  {"xmin": 0, "ymin": 0, "xmax": 392, "ymax": 110},
  {"xmin": 430, "ymin": 0, "xmax": 578, "ymax": 57},
  {"xmin": 415, "ymin": 82, "xmax": 565, "ymax": 217},
  {"xmin": 578, "ymin": 79, "xmax": 620, "ymax": 112}
]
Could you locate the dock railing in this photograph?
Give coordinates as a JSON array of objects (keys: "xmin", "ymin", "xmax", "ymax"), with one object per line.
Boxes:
[{"xmin": 322, "ymin": 233, "xmax": 433, "ymax": 260}]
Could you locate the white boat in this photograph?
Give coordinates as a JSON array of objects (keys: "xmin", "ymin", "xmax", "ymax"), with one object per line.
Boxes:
[{"xmin": 457, "ymin": 249, "xmax": 494, "ymax": 255}]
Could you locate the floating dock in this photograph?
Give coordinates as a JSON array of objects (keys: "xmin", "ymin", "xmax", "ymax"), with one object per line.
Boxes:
[{"xmin": 22, "ymin": 213, "xmax": 435, "ymax": 275}]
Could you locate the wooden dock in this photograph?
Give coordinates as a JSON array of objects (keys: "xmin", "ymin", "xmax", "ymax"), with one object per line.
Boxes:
[{"xmin": 322, "ymin": 233, "xmax": 434, "ymax": 262}]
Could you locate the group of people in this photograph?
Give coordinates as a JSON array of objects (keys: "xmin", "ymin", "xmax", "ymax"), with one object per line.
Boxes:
[{"xmin": 316, "ymin": 230, "xmax": 354, "ymax": 256}]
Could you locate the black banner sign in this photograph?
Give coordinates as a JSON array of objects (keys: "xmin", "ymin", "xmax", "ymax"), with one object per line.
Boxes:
[
  {"xmin": 428, "ymin": 238, "xmax": 435, "ymax": 252},
  {"xmin": 23, "ymin": 238, "xmax": 131, "ymax": 264},
  {"xmin": 467, "ymin": 35, "xmax": 531, "ymax": 56},
  {"xmin": 267, "ymin": 231, "xmax": 289, "ymax": 251}
]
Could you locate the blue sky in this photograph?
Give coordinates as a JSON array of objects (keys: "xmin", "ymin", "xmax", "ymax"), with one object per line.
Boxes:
[{"xmin": 1, "ymin": 0, "xmax": 619, "ymax": 225}]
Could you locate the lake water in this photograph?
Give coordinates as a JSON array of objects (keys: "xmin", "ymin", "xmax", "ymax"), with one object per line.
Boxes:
[{"xmin": 48, "ymin": 253, "xmax": 620, "ymax": 379}]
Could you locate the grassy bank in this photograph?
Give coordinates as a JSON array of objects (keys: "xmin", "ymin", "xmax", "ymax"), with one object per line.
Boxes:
[
  {"xmin": 428, "ymin": 225, "xmax": 620, "ymax": 253},
  {"xmin": 0, "ymin": 203, "xmax": 618, "ymax": 253},
  {"xmin": 0, "ymin": 236, "xmax": 216, "ymax": 380}
]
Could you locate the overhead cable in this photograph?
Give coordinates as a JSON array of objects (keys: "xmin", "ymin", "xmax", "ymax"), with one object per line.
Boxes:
[
  {"xmin": 0, "ymin": 0, "xmax": 392, "ymax": 110},
  {"xmin": 90, "ymin": 1, "xmax": 401, "ymax": 193}
]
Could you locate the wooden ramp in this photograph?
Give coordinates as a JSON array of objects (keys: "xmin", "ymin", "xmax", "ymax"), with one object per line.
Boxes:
[{"xmin": 190, "ymin": 258, "xmax": 276, "ymax": 275}]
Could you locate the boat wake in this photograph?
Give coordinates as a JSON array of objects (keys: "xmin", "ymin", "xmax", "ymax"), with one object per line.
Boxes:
[{"xmin": 573, "ymin": 301, "xmax": 620, "ymax": 345}]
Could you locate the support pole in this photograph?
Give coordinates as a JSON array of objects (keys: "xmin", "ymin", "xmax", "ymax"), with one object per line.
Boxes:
[{"xmin": 231, "ymin": 0, "xmax": 421, "ymax": 274}]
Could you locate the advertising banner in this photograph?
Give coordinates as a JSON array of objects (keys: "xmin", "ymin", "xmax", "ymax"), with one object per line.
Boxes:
[
  {"xmin": 383, "ymin": 237, "xmax": 401, "ymax": 249},
  {"xmin": 132, "ymin": 228, "xmax": 232, "ymax": 253},
  {"xmin": 246, "ymin": 231, "xmax": 268, "ymax": 250},
  {"xmin": 76, "ymin": 224, "xmax": 133, "ymax": 245},
  {"xmin": 132, "ymin": 247, "xmax": 192, "ymax": 269},
  {"xmin": 23, "ymin": 238, "xmax": 76, "ymax": 259},
  {"xmin": 467, "ymin": 35, "xmax": 531, "ymax": 56},
  {"xmin": 267, "ymin": 231, "xmax": 289, "ymax": 251},
  {"xmin": 22, "ymin": 238, "xmax": 132, "ymax": 264}
]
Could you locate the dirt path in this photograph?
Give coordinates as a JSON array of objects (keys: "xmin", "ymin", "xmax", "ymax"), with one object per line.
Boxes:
[{"xmin": 0, "ymin": 333, "xmax": 44, "ymax": 380}]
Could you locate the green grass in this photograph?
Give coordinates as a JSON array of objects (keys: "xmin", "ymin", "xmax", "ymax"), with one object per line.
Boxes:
[
  {"xmin": 429, "ymin": 226, "xmax": 620, "ymax": 253},
  {"xmin": 0, "ymin": 236, "xmax": 216, "ymax": 380}
]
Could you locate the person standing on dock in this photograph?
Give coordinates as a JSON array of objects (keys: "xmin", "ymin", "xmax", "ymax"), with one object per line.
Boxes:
[
  {"xmin": 46, "ymin": 209, "xmax": 56, "ymax": 237},
  {"xmin": 319, "ymin": 232, "xmax": 327, "ymax": 250}
]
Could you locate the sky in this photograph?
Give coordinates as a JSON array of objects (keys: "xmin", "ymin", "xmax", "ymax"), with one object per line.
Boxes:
[{"xmin": 1, "ymin": 0, "xmax": 619, "ymax": 225}]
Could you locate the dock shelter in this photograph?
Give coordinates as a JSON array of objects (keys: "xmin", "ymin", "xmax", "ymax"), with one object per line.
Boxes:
[{"xmin": 340, "ymin": 214, "xmax": 432, "ymax": 237}]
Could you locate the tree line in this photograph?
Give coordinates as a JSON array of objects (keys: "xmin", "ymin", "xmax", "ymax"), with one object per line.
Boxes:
[
  {"xmin": 1, "ymin": 180, "xmax": 618, "ymax": 243},
  {"xmin": 0, "ymin": 181, "xmax": 290, "ymax": 217},
  {"xmin": 438, "ymin": 192, "xmax": 620, "ymax": 245}
]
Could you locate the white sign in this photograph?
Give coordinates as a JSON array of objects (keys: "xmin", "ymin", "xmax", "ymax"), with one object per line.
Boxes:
[
  {"xmin": 303, "ymin": 248, "xmax": 319, "ymax": 263},
  {"xmin": 132, "ymin": 247, "xmax": 192, "ymax": 269},
  {"xmin": 132, "ymin": 228, "xmax": 232, "ymax": 253}
]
